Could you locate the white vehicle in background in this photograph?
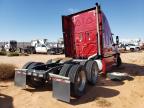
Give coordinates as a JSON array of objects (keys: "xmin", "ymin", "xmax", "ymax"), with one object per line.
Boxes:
[
  {"xmin": 4, "ymin": 42, "xmax": 9, "ymax": 51},
  {"xmin": 31, "ymin": 39, "xmax": 64, "ymax": 54},
  {"xmin": 125, "ymin": 44, "xmax": 141, "ymax": 51},
  {"xmin": 35, "ymin": 43, "xmax": 50, "ymax": 53},
  {"xmin": 31, "ymin": 39, "xmax": 48, "ymax": 47},
  {"xmin": 31, "ymin": 39, "xmax": 50, "ymax": 54}
]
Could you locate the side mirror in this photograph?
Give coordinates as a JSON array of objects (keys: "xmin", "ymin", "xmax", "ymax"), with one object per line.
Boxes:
[{"xmin": 116, "ymin": 36, "xmax": 119, "ymax": 45}]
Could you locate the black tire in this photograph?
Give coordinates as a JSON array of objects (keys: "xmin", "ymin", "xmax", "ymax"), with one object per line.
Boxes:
[
  {"xmin": 27, "ymin": 62, "xmax": 44, "ymax": 69},
  {"xmin": 22, "ymin": 62, "xmax": 35, "ymax": 69},
  {"xmin": 130, "ymin": 48, "xmax": 134, "ymax": 52},
  {"xmin": 59, "ymin": 64, "xmax": 73, "ymax": 76},
  {"xmin": 136, "ymin": 47, "xmax": 140, "ymax": 51},
  {"xmin": 68, "ymin": 64, "xmax": 87, "ymax": 97},
  {"xmin": 85, "ymin": 61, "xmax": 99, "ymax": 85},
  {"xmin": 22, "ymin": 62, "xmax": 35, "ymax": 86},
  {"xmin": 116, "ymin": 56, "xmax": 122, "ymax": 67}
]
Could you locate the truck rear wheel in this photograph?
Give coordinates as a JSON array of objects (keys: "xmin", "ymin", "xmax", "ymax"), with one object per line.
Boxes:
[
  {"xmin": 85, "ymin": 61, "xmax": 98, "ymax": 85},
  {"xmin": 22, "ymin": 62, "xmax": 35, "ymax": 69},
  {"xmin": 59, "ymin": 64, "xmax": 73, "ymax": 76},
  {"xmin": 27, "ymin": 62, "xmax": 44, "ymax": 69},
  {"xmin": 68, "ymin": 64, "xmax": 87, "ymax": 97}
]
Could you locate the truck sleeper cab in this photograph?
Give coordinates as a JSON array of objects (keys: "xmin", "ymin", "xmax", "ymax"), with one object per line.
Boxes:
[
  {"xmin": 14, "ymin": 3, "xmax": 121, "ymax": 103},
  {"xmin": 63, "ymin": 4, "xmax": 120, "ymax": 73}
]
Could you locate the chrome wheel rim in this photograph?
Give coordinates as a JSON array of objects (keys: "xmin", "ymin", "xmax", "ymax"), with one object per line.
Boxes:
[{"xmin": 76, "ymin": 70, "xmax": 86, "ymax": 92}]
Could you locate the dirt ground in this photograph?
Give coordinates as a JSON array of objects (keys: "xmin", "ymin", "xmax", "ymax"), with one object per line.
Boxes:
[
  {"xmin": 0, "ymin": 54, "xmax": 65, "ymax": 68},
  {"xmin": 0, "ymin": 52, "xmax": 144, "ymax": 108}
]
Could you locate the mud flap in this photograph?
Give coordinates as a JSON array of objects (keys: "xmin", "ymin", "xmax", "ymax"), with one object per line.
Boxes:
[
  {"xmin": 14, "ymin": 69, "xmax": 27, "ymax": 88},
  {"xmin": 49, "ymin": 73, "xmax": 70, "ymax": 103}
]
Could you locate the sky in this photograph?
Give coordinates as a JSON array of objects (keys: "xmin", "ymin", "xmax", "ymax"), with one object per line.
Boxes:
[{"xmin": 0, "ymin": 0, "xmax": 144, "ymax": 42}]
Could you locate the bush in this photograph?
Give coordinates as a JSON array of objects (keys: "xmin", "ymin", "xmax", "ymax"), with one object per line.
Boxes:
[
  {"xmin": 7, "ymin": 52, "xmax": 19, "ymax": 57},
  {"xmin": 0, "ymin": 63, "xmax": 16, "ymax": 80},
  {"xmin": 0, "ymin": 51, "xmax": 7, "ymax": 56}
]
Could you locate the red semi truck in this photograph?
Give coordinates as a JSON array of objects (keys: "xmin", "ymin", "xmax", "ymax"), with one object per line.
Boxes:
[{"xmin": 14, "ymin": 3, "xmax": 121, "ymax": 102}]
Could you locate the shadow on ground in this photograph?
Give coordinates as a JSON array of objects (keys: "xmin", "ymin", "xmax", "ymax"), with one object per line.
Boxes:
[
  {"xmin": 112, "ymin": 63, "xmax": 144, "ymax": 76},
  {"xmin": 71, "ymin": 85, "xmax": 119, "ymax": 105},
  {"xmin": 24, "ymin": 82, "xmax": 52, "ymax": 92},
  {"xmin": 0, "ymin": 94, "xmax": 13, "ymax": 108}
]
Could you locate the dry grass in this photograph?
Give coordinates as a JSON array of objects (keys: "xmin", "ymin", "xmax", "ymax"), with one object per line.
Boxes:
[
  {"xmin": 0, "ymin": 63, "xmax": 16, "ymax": 80},
  {"xmin": 96, "ymin": 98, "xmax": 112, "ymax": 107},
  {"xmin": 0, "ymin": 51, "xmax": 7, "ymax": 56},
  {"xmin": 7, "ymin": 52, "xmax": 19, "ymax": 57}
]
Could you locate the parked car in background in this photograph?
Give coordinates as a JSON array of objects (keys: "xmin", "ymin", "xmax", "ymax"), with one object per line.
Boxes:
[
  {"xmin": 125, "ymin": 44, "xmax": 141, "ymax": 51},
  {"xmin": 30, "ymin": 39, "xmax": 64, "ymax": 54}
]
